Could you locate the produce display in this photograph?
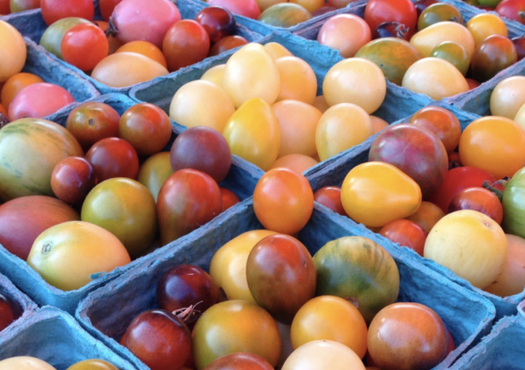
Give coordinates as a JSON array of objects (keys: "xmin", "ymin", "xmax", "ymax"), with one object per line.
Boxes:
[{"xmin": 2, "ymin": 0, "xmax": 525, "ymax": 368}]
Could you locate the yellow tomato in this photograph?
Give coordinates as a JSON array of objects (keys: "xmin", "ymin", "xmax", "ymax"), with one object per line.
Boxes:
[
  {"xmin": 275, "ymin": 56, "xmax": 317, "ymax": 104},
  {"xmin": 264, "ymin": 41, "xmax": 293, "ymax": 60},
  {"xmin": 322, "ymin": 58, "xmax": 386, "ymax": 114},
  {"xmin": 269, "ymin": 153, "xmax": 318, "ymax": 174},
  {"xmin": 115, "ymin": 40, "xmax": 167, "ymax": 68},
  {"xmin": 66, "ymin": 359, "xmax": 119, "ymax": 370},
  {"xmin": 341, "ymin": 161, "xmax": 422, "ymax": 228},
  {"xmin": 315, "ymin": 103, "xmax": 374, "ymax": 161},
  {"xmin": 458, "ymin": 116, "xmax": 525, "ymax": 179},
  {"xmin": 27, "ymin": 220, "xmax": 131, "ymax": 291},
  {"xmin": 282, "ymin": 340, "xmax": 366, "ymax": 370},
  {"xmin": 290, "ymin": 0, "xmax": 324, "ymax": 13},
  {"xmin": 0, "ymin": 20, "xmax": 27, "ymax": 83},
  {"xmin": 169, "ymin": 80, "xmax": 235, "ymax": 132},
  {"xmin": 200, "ymin": 64, "xmax": 225, "ymax": 85},
  {"xmin": 402, "ymin": 57, "xmax": 469, "ymax": 100},
  {"xmin": 424, "ymin": 210, "xmax": 508, "ymax": 289},
  {"xmin": 467, "ymin": 13, "xmax": 508, "ymax": 46},
  {"xmin": 0, "ymin": 357, "xmax": 56, "ymax": 370},
  {"xmin": 490, "ymin": 76, "xmax": 525, "ymax": 118},
  {"xmin": 272, "ymin": 99, "xmax": 322, "ymax": 157},
  {"xmin": 137, "ymin": 151, "xmax": 174, "ymax": 202},
  {"xmin": 290, "ymin": 295, "xmax": 368, "ymax": 358},
  {"xmin": 223, "ymin": 98, "xmax": 280, "ymax": 171},
  {"xmin": 222, "ymin": 43, "xmax": 281, "ymax": 108}
]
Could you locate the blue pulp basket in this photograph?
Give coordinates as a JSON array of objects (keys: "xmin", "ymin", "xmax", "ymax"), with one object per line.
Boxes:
[
  {"xmin": 0, "ymin": 272, "xmax": 37, "ymax": 335},
  {"xmin": 0, "ymin": 306, "xmax": 138, "ymax": 370},
  {"xmin": 75, "ymin": 198, "xmax": 495, "ymax": 370}
]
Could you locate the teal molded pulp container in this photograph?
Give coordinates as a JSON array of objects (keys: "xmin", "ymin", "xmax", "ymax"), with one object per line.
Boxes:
[
  {"xmin": 0, "ymin": 306, "xmax": 138, "ymax": 370},
  {"xmin": 0, "ymin": 272, "xmax": 37, "ymax": 335},
  {"xmin": 3, "ymin": 0, "xmax": 263, "ymax": 95},
  {"xmin": 0, "ymin": 93, "xmax": 262, "ymax": 315},
  {"xmin": 75, "ymin": 199, "xmax": 495, "ymax": 370}
]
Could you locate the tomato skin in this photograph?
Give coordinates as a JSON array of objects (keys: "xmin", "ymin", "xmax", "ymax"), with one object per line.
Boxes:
[
  {"xmin": 61, "ymin": 23, "xmax": 109, "ymax": 72},
  {"xmin": 51, "ymin": 156, "xmax": 98, "ymax": 207},
  {"xmin": 66, "ymin": 359, "xmax": 119, "ymax": 370},
  {"xmin": 313, "ymin": 185, "xmax": 345, "ymax": 216},
  {"xmin": 202, "ymin": 352, "xmax": 274, "ymax": 370},
  {"xmin": 496, "ymin": 0, "xmax": 525, "ymax": 25},
  {"xmin": 0, "ymin": 294, "xmax": 15, "ymax": 331},
  {"xmin": 364, "ymin": 0, "xmax": 418, "ymax": 38},
  {"xmin": 85, "ymin": 137, "xmax": 139, "ymax": 182},
  {"xmin": 448, "ymin": 186, "xmax": 503, "ymax": 224},
  {"xmin": 469, "ymin": 35, "xmax": 517, "ymax": 83},
  {"xmin": 379, "ymin": 218, "xmax": 427, "ymax": 256},
  {"xmin": 502, "ymin": 167, "xmax": 525, "ymax": 238},
  {"xmin": 100, "ymin": 0, "xmax": 122, "ymax": 21},
  {"xmin": 41, "ymin": 0, "xmax": 94, "ymax": 26},
  {"xmin": 39, "ymin": 17, "xmax": 93, "ymax": 60}
]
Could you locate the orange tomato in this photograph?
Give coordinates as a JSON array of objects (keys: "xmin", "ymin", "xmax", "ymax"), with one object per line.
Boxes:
[
  {"xmin": 405, "ymin": 200, "xmax": 444, "ymax": 234},
  {"xmin": 115, "ymin": 40, "xmax": 167, "ymax": 68},
  {"xmin": 0, "ymin": 20, "xmax": 27, "ymax": 83},
  {"xmin": 1, "ymin": 72, "xmax": 44, "ymax": 110}
]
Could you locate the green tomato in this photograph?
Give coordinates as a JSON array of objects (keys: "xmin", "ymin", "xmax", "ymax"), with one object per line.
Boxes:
[{"xmin": 502, "ymin": 167, "xmax": 525, "ymax": 238}]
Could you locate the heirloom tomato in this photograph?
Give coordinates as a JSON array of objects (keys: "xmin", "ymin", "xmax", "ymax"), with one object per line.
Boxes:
[
  {"xmin": 162, "ymin": 20, "xmax": 210, "ymax": 72},
  {"xmin": 364, "ymin": 0, "xmax": 417, "ymax": 38},
  {"xmin": 41, "ymin": 0, "xmax": 94, "ymax": 26},
  {"xmin": 417, "ymin": 2, "xmax": 463, "ymax": 31},
  {"xmin": 1, "ymin": 72, "xmax": 43, "ymax": 112},
  {"xmin": 405, "ymin": 200, "xmax": 444, "ymax": 234},
  {"xmin": 0, "ymin": 21, "xmax": 26, "ymax": 83},
  {"xmin": 430, "ymin": 41, "xmax": 470, "ymax": 76},
  {"xmin": 115, "ymin": 41, "xmax": 167, "ymax": 68},
  {"xmin": 502, "ymin": 166, "xmax": 525, "ymax": 238},
  {"xmin": 0, "ymin": 357, "xmax": 56, "ymax": 370},
  {"xmin": 467, "ymin": 13, "xmax": 508, "ymax": 46},
  {"xmin": 208, "ymin": 35, "xmax": 249, "ymax": 56},
  {"xmin": 61, "ymin": 23, "xmax": 109, "ymax": 72},
  {"xmin": 269, "ymin": 154, "xmax": 318, "ymax": 174},
  {"xmin": 275, "ymin": 56, "xmax": 317, "ymax": 104},
  {"xmin": 341, "ymin": 161, "xmax": 422, "ymax": 228},
  {"xmin": 282, "ymin": 340, "xmax": 366, "ymax": 370},
  {"xmin": 317, "ymin": 14, "xmax": 372, "ymax": 58},
  {"xmin": 469, "ymin": 35, "xmax": 517, "ymax": 83},
  {"xmin": 496, "ymin": 0, "xmax": 525, "ymax": 25},
  {"xmin": 448, "ymin": 187, "xmax": 503, "ymax": 224},
  {"xmin": 85, "ymin": 137, "xmax": 139, "ymax": 181},
  {"xmin": 409, "ymin": 21, "xmax": 475, "ymax": 59},
  {"xmin": 137, "ymin": 151, "xmax": 173, "ymax": 202},
  {"xmin": 379, "ymin": 219, "xmax": 427, "ymax": 256},
  {"xmin": 203, "ymin": 353, "xmax": 274, "ymax": 370},
  {"xmin": 39, "ymin": 17, "xmax": 92, "ymax": 60}
]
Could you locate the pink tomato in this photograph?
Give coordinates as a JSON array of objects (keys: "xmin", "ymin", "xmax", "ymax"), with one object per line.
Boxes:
[{"xmin": 208, "ymin": 0, "xmax": 261, "ymax": 19}]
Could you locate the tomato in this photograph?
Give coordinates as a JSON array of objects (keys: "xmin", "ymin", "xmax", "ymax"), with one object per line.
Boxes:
[
  {"xmin": 290, "ymin": 295, "xmax": 368, "ymax": 358},
  {"xmin": 459, "ymin": 116, "xmax": 525, "ymax": 179},
  {"xmin": 65, "ymin": 101, "xmax": 120, "ymax": 152},
  {"xmin": 85, "ymin": 137, "xmax": 139, "ymax": 182},
  {"xmin": 490, "ymin": 75, "xmax": 525, "ymax": 118},
  {"xmin": 1, "ymin": 72, "xmax": 43, "ymax": 112},
  {"xmin": 162, "ymin": 20, "xmax": 211, "ymax": 72},
  {"xmin": 282, "ymin": 340, "xmax": 366, "ymax": 370},
  {"xmin": 275, "ymin": 56, "xmax": 317, "ymax": 104},
  {"xmin": 192, "ymin": 300, "xmax": 281, "ymax": 369},
  {"xmin": 99, "ymin": 0, "xmax": 122, "ymax": 21},
  {"xmin": 0, "ymin": 0, "xmax": 10, "ymax": 14},
  {"xmin": 40, "ymin": 0, "xmax": 94, "ymax": 26},
  {"xmin": 66, "ymin": 359, "xmax": 118, "ymax": 370},
  {"xmin": 496, "ymin": 0, "xmax": 525, "ymax": 25},
  {"xmin": 430, "ymin": 41, "xmax": 470, "ymax": 76},
  {"xmin": 448, "ymin": 186, "xmax": 503, "ymax": 224},
  {"xmin": 467, "ymin": 13, "xmax": 508, "ymax": 46},
  {"xmin": 424, "ymin": 209, "xmax": 508, "ymax": 289},
  {"xmin": 364, "ymin": 0, "xmax": 417, "ymax": 38},
  {"xmin": 220, "ymin": 187, "xmax": 239, "ymax": 211},
  {"xmin": 51, "ymin": 156, "xmax": 97, "ymax": 207},
  {"xmin": 322, "ymin": 58, "xmax": 386, "ymax": 114},
  {"xmin": 0, "ymin": 293, "xmax": 15, "ymax": 331},
  {"xmin": 417, "ymin": 2, "xmax": 463, "ymax": 31},
  {"xmin": 379, "ymin": 219, "xmax": 427, "ymax": 256},
  {"xmin": 81, "ymin": 177, "xmax": 157, "ymax": 258},
  {"xmin": 195, "ymin": 5, "xmax": 236, "ymax": 44},
  {"xmin": 115, "ymin": 40, "xmax": 167, "ymax": 68},
  {"xmin": 313, "ymin": 186, "xmax": 345, "ymax": 216},
  {"xmin": 0, "ymin": 357, "xmax": 56, "ymax": 370},
  {"xmin": 369, "ymin": 123, "xmax": 448, "ymax": 198},
  {"xmin": 469, "ymin": 35, "xmax": 517, "ymax": 83},
  {"xmin": 208, "ymin": 35, "xmax": 249, "ymax": 56},
  {"xmin": 253, "ymin": 168, "xmax": 314, "ymax": 235},
  {"xmin": 27, "ymin": 220, "xmax": 131, "ymax": 290},
  {"xmin": 246, "ymin": 234, "xmax": 316, "ymax": 324},
  {"xmin": 136, "ymin": 151, "xmax": 173, "ymax": 202},
  {"xmin": 269, "ymin": 154, "xmax": 318, "ymax": 174},
  {"xmin": 502, "ymin": 166, "xmax": 525, "ymax": 238},
  {"xmin": 0, "ymin": 20, "xmax": 27, "ymax": 83},
  {"xmin": 208, "ymin": 0, "xmax": 260, "ymax": 19},
  {"xmin": 169, "ymin": 80, "xmax": 235, "ymax": 133},
  {"xmin": 39, "ymin": 17, "xmax": 93, "ymax": 60},
  {"xmin": 203, "ymin": 352, "xmax": 274, "ymax": 370},
  {"xmin": 367, "ymin": 302, "xmax": 449, "ymax": 370},
  {"xmin": 409, "ymin": 21, "xmax": 475, "ymax": 59},
  {"xmin": 223, "ymin": 98, "xmax": 280, "ymax": 171},
  {"xmin": 405, "ymin": 200, "xmax": 444, "ymax": 234},
  {"xmin": 263, "ymin": 41, "xmax": 293, "ymax": 60},
  {"xmin": 209, "ymin": 229, "xmax": 278, "ymax": 302},
  {"xmin": 61, "ymin": 23, "xmax": 109, "ymax": 72},
  {"xmin": 119, "ymin": 103, "xmax": 172, "ymax": 157},
  {"xmin": 317, "ymin": 14, "xmax": 372, "ymax": 58}
]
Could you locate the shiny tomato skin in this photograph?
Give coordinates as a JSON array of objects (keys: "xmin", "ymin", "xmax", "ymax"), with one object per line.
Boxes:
[
  {"xmin": 61, "ymin": 23, "xmax": 109, "ymax": 72},
  {"xmin": 209, "ymin": 35, "xmax": 249, "ymax": 56},
  {"xmin": 469, "ymin": 34, "xmax": 518, "ymax": 83},
  {"xmin": 220, "ymin": 187, "xmax": 240, "ymax": 212},
  {"xmin": 364, "ymin": 0, "xmax": 418, "ymax": 38},
  {"xmin": 448, "ymin": 186, "xmax": 503, "ymax": 224},
  {"xmin": 195, "ymin": 5, "xmax": 237, "ymax": 44},
  {"xmin": 203, "ymin": 352, "xmax": 274, "ymax": 370},
  {"xmin": 41, "ymin": 0, "xmax": 94, "ymax": 26},
  {"xmin": 85, "ymin": 137, "xmax": 139, "ymax": 182},
  {"xmin": 313, "ymin": 185, "xmax": 346, "ymax": 216},
  {"xmin": 379, "ymin": 218, "xmax": 427, "ymax": 256},
  {"xmin": 496, "ymin": 0, "xmax": 525, "ymax": 25},
  {"xmin": 51, "ymin": 156, "xmax": 97, "ymax": 207}
]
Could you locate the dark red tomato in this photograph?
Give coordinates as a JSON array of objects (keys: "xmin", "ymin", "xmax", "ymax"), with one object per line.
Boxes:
[
  {"xmin": 448, "ymin": 186, "xmax": 504, "ymax": 224},
  {"xmin": 379, "ymin": 218, "xmax": 427, "ymax": 256},
  {"xmin": 85, "ymin": 137, "xmax": 139, "ymax": 182},
  {"xmin": 162, "ymin": 19, "xmax": 211, "ymax": 72},
  {"xmin": 61, "ymin": 23, "xmax": 109, "ymax": 72},
  {"xmin": 65, "ymin": 101, "xmax": 121, "ymax": 152},
  {"xmin": 157, "ymin": 169, "xmax": 222, "ymax": 245},
  {"xmin": 0, "ymin": 0, "xmax": 10, "ymax": 15},
  {"xmin": 375, "ymin": 21, "xmax": 415, "ymax": 41},
  {"xmin": 203, "ymin": 352, "xmax": 274, "ymax": 370},
  {"xmin": 0, "ymin": 294, "xmax": 15, "ymax": 331},
  {"xmin": 426, "ymin": 166, "xmax": 497, "ymax": 213},
  {"xmin": 512, "ymin": 36, "xmax": 525, "ymax": 60},
  {"xmin": 169, "ymin": 126, "xmax": 232, "ymax": 184},
  {"xmin": 313, "ymin": 185, "xmax": 346, "ymax": 216},
  {"xmin": 122, "ymin": 309, "xmax": 192, "ymax": 370},
  {"xmin": 413, "ymin": 0, "xmax": 438, "ymax": 16},
  {"xmin": 119, "ymin": 103, "xmax": 173, "ymax": 157},
  {"xmin": 496, "ymin": 0, "xmax": 525, "ymax": 25},
  {"xmin": 208, "ymin": 35, "xmax": 249, "ymax": 56},
  {"xmin": 157, "ymin": 264, "xmax": 219, "ymax": 330},
  {"xmin": 195, "ymin": 5, "xmax": 237, "ymax": 44},
  {"xmin": 41, "ymin": 0, "xmax": 94, "ymax": 26},
  {"xmin": 51, "ymin": 156, "xmax": 97, "ymax": 208},
  {"xmin": 469, "ymin": 35, "xmax": 518, "ymax": 83},
  {"xmin": 368, "ymin": 123, "xmax": 449, "ymax": 199},
  {"xmin": 364, "ymin": 0, "xmax": 418, "ymax": 38},
  {"xmin": 100, "ymin": 0, "xmax": 123, "ymax": 21},
  {"xmin": 466, "ymin": 78, "xmax": 481, "ymax": 90},
  {"xmin": 246, "ymin": 234, "xmax": 316, "ymax": 324},
  {"xmin": 220, "ymin": 187, "xmax": 240, "ymax": 212}
]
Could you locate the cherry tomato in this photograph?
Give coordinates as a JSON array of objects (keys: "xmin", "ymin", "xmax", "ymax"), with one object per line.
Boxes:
[
  {"xmin": 61, "ymin": 23, "xmax": 109, "ymax": 72},
  {"xmin": 9, "ymin": 0, "xmax": 40, "ymax": 13},
  {"xmin": 448, "ymin": 186, "xmax": 504, "ymax": 224},
  {"xmin": 496, "ymin": 0, "xmax": 525, "ymax": 25},
  {"xmin": 0, "ymin": 294, "xmax": 15, "ymax": 331},
  {"xmin": 467, "ymin": 13, "xmax": 508, "ymax": 46},
  {"xmin": 417, "ymin": 2, "xmax": 463, "ymax": 31},
  {"xmin": 469, "ymin": 34, "xmax": 517, "ymax": 83},
  {"xmin": 1, "ymin": 72, "xmax": 43, "ymax": 111},
  {"xmin": 220, "ymin": 187, "xmax": 240, "ymax": 211},
  {"xmin": 66, "ymin": 359, "xmax": 119, "ymax": 370},
  {"xmin": 41, "ymin": 0, "xmax": 94, "ymax": 26},
  {"xmin": 379, "ymin": 218, "xmax": 427, "ymax": 256},
  {"xmin": 137, "ymin": 151, "xmax": 173, "ymax": 202},
  {"xmin": 364, "ymin": 0, "xmax": 417, "ymax": 38},
  {"xmin": 0, "ymin": 0, "xmax": 10, "ymax": 14},
  {"xmin": 209, "ymin": 35, "xmax": 249, "ymax": 56},
  {"xmin": 195, "ymin": 5, "xmax": 237, "ymax": 44},
  {"xmin": 405, "ymin": 200, "xmax": 444, "ymax": 234},
  {"xmin": 51, "ymin": 156, "xmax": 97, "ymax": 207},
  {"xmin": 39, "ymin": 16, "xmax": 93, "ymax": 60},
  {"xmin": 115, "ymin": 40, "xmax": 167, "ymax": 67},
  {"xmin": 317, "ymin": 13, "xmax": 372, "ymax": 58},
  {"xmin": 85, "ymin": 137, "xmax": 140, "ymax": 182},
  {"xmin": 313, "ymin": 185, "xmax": 345, "ymax": 216},
  {"xmin": 282, "ymin": 340, "xmax": 366, "ymax": 370},
  {"xmin": 253, "ymin": 168, "xmax": 314, "ymax": 235}
]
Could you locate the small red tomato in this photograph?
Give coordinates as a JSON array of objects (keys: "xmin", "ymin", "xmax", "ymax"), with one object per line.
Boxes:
[
  {"xmin": 51, "ymin": 156, "xmax": 98, "ymax": 207},
  {"xmin": 195, "ymin": 5, "xmax": 237, "ymax": 44},
  {"xmin": 61, "ymin": 23, "xmax": 109, "ymax": 72},
  {"xmin": 41, "ymin": 0, "xmax": 94, "ymax": 26},
  {"xmin": 313, "ymin": 185, "xmax": 346, "ymax": 216},
  {"xmin": 379, "ymin": 218, "xmax": 427, "ymax": 256},
  {"xmin": 85, "ymin": 137, "xmax": 139, "ymax": 181},
  {"xmin": 496, "ymin": 0, "xmax": 525, "ymax": 25},
  {"xmin": 208, "ymin": 35, "xmax": 249, "ymax": 56},
  {"xmin": 448, "ymin": 186, "xmax": 504, "ymax": 224},
  {"xmin": 220, "ymin": 187, "xmax": 240, "ymax": 212}
]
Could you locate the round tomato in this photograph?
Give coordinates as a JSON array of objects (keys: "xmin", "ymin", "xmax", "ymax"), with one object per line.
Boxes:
[
  {"xmin": 51, "ymin": 156, "xmax": 97, "ymax": 207},
  {"xmin": 1, "ymin": 72, "xmax": 43, "ymax": 111},
  {"xmin": 203, "ymin": 353, "xmax": 274, "ymax": 370},
  {"xmin": 208, "ymin": 35, "xmax": 249, "ymax": 56},
  {"xmin": 379, "ymin": 219, "xmax": 427, "ymax": 256},
  {"xmin": 448, "ymin": 186, "xmax": 504, "ymax": 224},
  {"xmin": 317, "ymin": 14, "xmax": 372, "ymax": 58},
  {"xmin": 85, "ymin": 137, "xmax": 140, "ymax": 181},
  {"xmin": 39, "ymin": 17, "xmax": 93, "ymax": 60},
  {"xmin": 0, "ymin": 20, "xmax": 27, "ymax": 83},
  {"xmin": 136, "ymin": 151, "xmax": 173, "ymax": 202},
  {"xmin": 61, "ymin": 23, "xmax": 109, "ymax": 72},
  {"xmin": 313, "ymin": 186, "xmax": 345, "ymax": 216},
  {"xmin": 364, "ymin": 0, "xmax": 418, "ymax": 38},
  {"xmin": 469, "ymin": 35, "xmax": 517, "ymax": 83},
  {"xmin": 405, "ymin": 200, "xmax": 444, "ymax": 234}
]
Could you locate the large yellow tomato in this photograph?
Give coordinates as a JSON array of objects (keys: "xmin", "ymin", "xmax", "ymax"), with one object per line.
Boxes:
[
  {"xmin": 0, "ymin": 21, "xmax": 27, "ymax": 83},
  {"xmin": 27, "ymin": 220, "xmax": 131, "ymax": 291},
  {"xmin": 424, "ymin": 210, "xmax": 508, "ymax": 289},
  {"xmin": 466, "ymin": 13, "xmax": 508, "ymax": 46},
  {"xmin": 341, "ymin": 161, "xmax": 422, "ymax": 228}
]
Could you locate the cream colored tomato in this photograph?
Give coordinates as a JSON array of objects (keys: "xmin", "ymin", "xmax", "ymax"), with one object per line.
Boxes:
[
  {"xmin": 0, "ymin": 21, "xmax": 27, "ymax": 83},
  {"xmin": 115, "ymin": 40, "xmax": 167, "ymax": 68},
  {"xmin": 402, "ymin": 57, "xmax": 469, "ymax": 100},
  {"xmin": 27, "ymin": 221, "xmax": 131, "ymax": 291},
  {"xmin": 322, "ymin": 58, "xmax": 386, "ymax": 114},
  {"xmin": 222, "ymin": 43, "xmax": 281, "ymax": 108},
  {"xmin": 424, "ymin": 210, "xmax": 508, "ymax": 289},
  {"xmin": 200, "ymin": 64, "xmax": 225, "ymax": 85},
  {"xmin": 0, "ymin": 356, "xmax": 56, "ymax": 370},
  {"xmin": 282, "ymin": 340, "xmax": 366, "ymax": 370},
  {"xmin": 317, "ymin": 14, "xmax": 372, "ymax": 58},
  {"xmin": 169, "ymin": 79, "xmax": 235, "ymax": 132},
  {"xmin": 315, "ymin": 103, "xmax": 374, "ymax": 161},
  {"xmin": 490, "ymin": 76, "xmax": 525, "ymax": 118},
  {"xmin": 275, "ymin": 56, "xmax": 317, "ymax": 104}
]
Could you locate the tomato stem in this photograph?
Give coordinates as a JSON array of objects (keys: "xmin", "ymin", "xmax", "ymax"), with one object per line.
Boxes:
[{"xmin": 482, "ymin": 179, "xmax": 508, "ymax": 201}]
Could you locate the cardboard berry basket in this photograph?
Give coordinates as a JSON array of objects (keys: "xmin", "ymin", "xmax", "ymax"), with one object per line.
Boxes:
[
  {"xmin": 2, "ymin": 0, "xmax": 263, "ymax": 95},
  {"xmin": 448, "ymin": 299, "xmax": 525, "ymax": 369},
  {"xmin": 0, "ymin": 272, "xmax": 38, "ymax": 336},
  {"xmin": 0, "ymin": 306, "xmax": 138, "ymax": 370},
  {"xmin": 304, "ymin": 101, "xmax": 525, "ymax": 321},
  {"xmin": 75, "ymin": 198, "xmax": 495, "ymax": 370},
  {"xmin": 0, "ymin": 92, "xmax": 263, "ymax": 315}
]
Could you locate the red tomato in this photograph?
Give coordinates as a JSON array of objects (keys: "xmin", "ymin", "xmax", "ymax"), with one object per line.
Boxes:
[
  {"xmin": 0, "ymin": 294, "xmax": 15, "ymax": 331},
  {"xmin": 448, "ymin": 186, "xmax": 504, "ymax": 224},
  {"xmin": 253, "ymin": 168, "xmax": 314, "ymax": 235},
  {"xmin": 61, "ymin": 23, "xmax": 109, "ymax": 72},
  {"xmin": 0, "ymin": 0, "xmax": 10, "ymax": 15},
  {"xmin": 220, "ymin": 187, "xmax": 240, "ymax": 212},
  {"xmin": 313, "ymin": 185, "xmax": 346, "ymax": 216},
  {"xmin": 195, "ymin": 5, "xmax": 237, "ymax": 44},
  {"xmin": 379, "ymin": 218, "xmax": 427, "ymax": 256},
  {"xmin": 100, "ymin": 0, "xmax": 123, "ymax": 21},
  {"xmin": 364, "ymin": 0, "xmax": 418, "ymax": 38},
  {"xmin": 51, "ymin": 156, "xmax": 97, "ymax": 207},
  {"xmin": 496, "ymin": 0, "xmax": 525, "ymax": 25},
  {"xmin": 41, "ymin": 0, "xmax": 94, "ymax": 26},
  {"xmin": 207, "ymin": 0, "xmax": 261, "ymax": 19},
  {"xmin": 85, "ymin": 137, "xmax": 139, "ymax": 182},
  {"xmin": 209, "ymin": 35, "xmax": 249, "ymax": 56}
]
